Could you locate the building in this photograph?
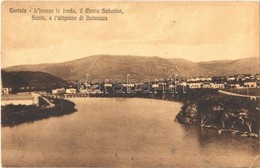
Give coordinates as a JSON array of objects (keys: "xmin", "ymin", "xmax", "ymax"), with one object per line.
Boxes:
[
  {"xmin": 2, "ymin": 87, "xmax": 11, "ymax": 95},
  {"xmin": 19, "ymin": 86, "xmax": 36, "ymax": 91},
  {"xmin": 255, "ymin": 74, "xmax": 260, "ymax": 81},
  {"xmin": 52, "ymin": 88, "xmax": 65, "ymax": 94},
  {"xmin": 122, "ymin": 83, "xmax": 136, "ymax": 87},
  {"xmin": 201, "ymin": 82, "xmax": 212, "ymax": 88},
  {"xmin": 152, "ymin": 84, "xmax": 159, "ymax": 88},
  {"xmin": 179, "ymin": 82, "xmax": 187, "ymax": 86},
  {"xmin": 211, "ymin": 83, "xmax": 225, "ymax": 89},
  {"xmin": 227, "ymin": 77, "xmax": 236, "ymax": 81},
  {"xmin": 244, "ymin": 81, "xmax": 257, "ymax": 88},
  {"xmin": 104, "ymin": 83, "xmax": 112, "ymax": 87},
  {"xmin": 1, "ymin": 93, "xmax": 39, "ymax": 106},
  {"xmin": 188, "ymin": 83, "xmax": 202, "ymax": 89},
  {"xmin": 65, "ymin": 88, "xmax": 77, "ymax": 94}
]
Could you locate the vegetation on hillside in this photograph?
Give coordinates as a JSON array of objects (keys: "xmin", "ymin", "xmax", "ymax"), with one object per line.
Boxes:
[
  {"xmin": 1, "ymin": 70, "xmax": 69, "ymax": 93},
  {"xmin": 1, "ymin": 98, "xmax": 76, "ymax": 127},
  {"xmin": 176, "ymin": 89, "xmax": 260, "ymax": 135}
]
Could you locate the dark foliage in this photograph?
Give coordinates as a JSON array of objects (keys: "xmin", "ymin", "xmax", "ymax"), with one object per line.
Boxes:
[
  {"xmin": 176, "ymin": 89, "xmax": 259, "ymax": 134},
  {"xmin": 1, "ymin": 99, "xmax": 77, "ymax": 127},
  {"xmin": 1, "ymin": 70, "xmax": 69, "ymax": 93}
]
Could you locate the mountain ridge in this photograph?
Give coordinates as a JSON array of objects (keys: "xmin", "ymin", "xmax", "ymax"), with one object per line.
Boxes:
[{"xmin": 3, "ymin": 55, "xmax": 259, "ymax": 80}]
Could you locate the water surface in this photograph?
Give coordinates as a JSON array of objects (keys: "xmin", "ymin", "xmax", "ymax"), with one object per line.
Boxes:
[{"xmin": 2, "ymin": 98, "xmax": 260, "ymax": 167}]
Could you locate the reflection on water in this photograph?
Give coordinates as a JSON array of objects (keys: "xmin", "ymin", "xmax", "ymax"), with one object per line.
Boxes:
[{"xmin": 2, "ymin": 98, "xmax": 260, "ymax": 167}]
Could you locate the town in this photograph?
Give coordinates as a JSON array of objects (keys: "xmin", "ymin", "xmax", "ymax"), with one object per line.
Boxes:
[
  {"xmin": 1, "ymin": 73, "xmax": 259, "ymax": 110},
  {"xmin": 2, "ymin": 73, "xmax": 259, "ymax": 96}
]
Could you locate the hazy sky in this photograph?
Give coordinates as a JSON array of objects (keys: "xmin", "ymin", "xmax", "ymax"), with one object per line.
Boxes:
[{"xmin": 2, "ymin": 2, "xmax": 259, "ymax": 67}]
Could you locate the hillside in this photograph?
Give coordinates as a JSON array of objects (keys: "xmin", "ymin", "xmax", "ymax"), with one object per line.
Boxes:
[
  {"xmin": 1, "ymin": 70, "xmax": 69, "ymax": 91},
  {"xmin": 197, "ymin": 57, "xmax": 259, "ymax": 76},
  {"xmin": 168, "ymin": 58, "xmax": 207, "ymax": 77},
  {"xmin": 4, "ymin": 55, "xmax": 180, "ymax": 80},
  {"xmin": 3, "ymin": 55, "xmax": 259, "ymax": 80},
  {"xmin": 1, "ymin": 70, "xmax": 28, "ymax": 88},
  {"xmin": 169, "ymin": 57, "xmax": 259, "ymax": 77}
]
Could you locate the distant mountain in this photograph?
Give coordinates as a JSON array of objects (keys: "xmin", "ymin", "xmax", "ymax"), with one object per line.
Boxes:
[
  {"xmin": 169, "ymin": 57, "xmax": 260, "ymax": 77},
  {"xmin": 197, "ymin": 57, "xmax": 259, "ymax": 76},
  {"xmin": 168, "ymin": 58, "xmax": 207, "ymax": 77},
  {"xmin": 1, "ymin": 70, "xmax": 69, "ymax": 91},
  {"xmin": 3, "ymin": 55, "xmax": 180, "ymax": 80},
  {"xmin": 3, "ymin": 55, "xmax": 259, "ymax": 81}
]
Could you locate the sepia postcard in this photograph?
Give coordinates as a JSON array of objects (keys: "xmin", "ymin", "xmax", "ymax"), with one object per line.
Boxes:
[{"xmin": 1, "ymin": 1, "xmax": 260, "ymax": 167}]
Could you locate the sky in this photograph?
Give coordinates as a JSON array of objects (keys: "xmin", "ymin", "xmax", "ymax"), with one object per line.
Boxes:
[{"xmin": 2, "ymin": 1, "xmax": 259, "ymax": 68}]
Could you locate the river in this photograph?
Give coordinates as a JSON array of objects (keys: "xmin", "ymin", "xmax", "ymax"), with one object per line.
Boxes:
[{"xmin": 2, "ymin": 98, "xmax": 260, "ymax": 167}]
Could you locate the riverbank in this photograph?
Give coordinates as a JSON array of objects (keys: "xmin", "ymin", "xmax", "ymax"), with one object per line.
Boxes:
[
  {"xmin": 175, "ymin": 89, "xmax": 259, "ymax": 139},
  {"xmin": 1, "ymin": 97, "xmax": 77, "ymax": 127}
]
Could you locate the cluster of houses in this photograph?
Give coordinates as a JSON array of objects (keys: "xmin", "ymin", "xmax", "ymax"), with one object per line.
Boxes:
[
  {"xmin": 2, "ymin": 74, "xmax": 260, "ymax": 96},
  {"xmin": 73, "ymin": 74, "xmax": 260, "ymax": 93},
  {"xmin": 185, "ymin": 74, "xmax": 260, "ymax": 89},
  {"xmin": 51, "ymin": 88, "xmax": 77, "ymax": 94}
]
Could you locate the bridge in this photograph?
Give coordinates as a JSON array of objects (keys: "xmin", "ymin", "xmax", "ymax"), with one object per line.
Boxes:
[
  {"xmin": 42, "ymin": 93, "xmax": 90, "ymax": 99},
  {"xmin": 218, "ymin": 90, "xmax": 260, "ymax": 100},
  {"xmin": 218, "ymin": 89, "xmax": 260, "ymax": 142}
]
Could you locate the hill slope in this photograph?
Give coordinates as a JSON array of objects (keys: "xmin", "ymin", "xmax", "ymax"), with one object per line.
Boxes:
[
  {"xmin": 4, "ymin": 55, "xmax": 180, "ymax": 80},
  {"xmin": 197, "ymin": 57, "xmax": 259, "ymax": 76},
  {"xmin": 1, "ymin": 70, "xmax": 69, "ymax": 91},
  {"xmin": 3, "ymin": 55, "xmax": 259, "ymax": 80}
]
